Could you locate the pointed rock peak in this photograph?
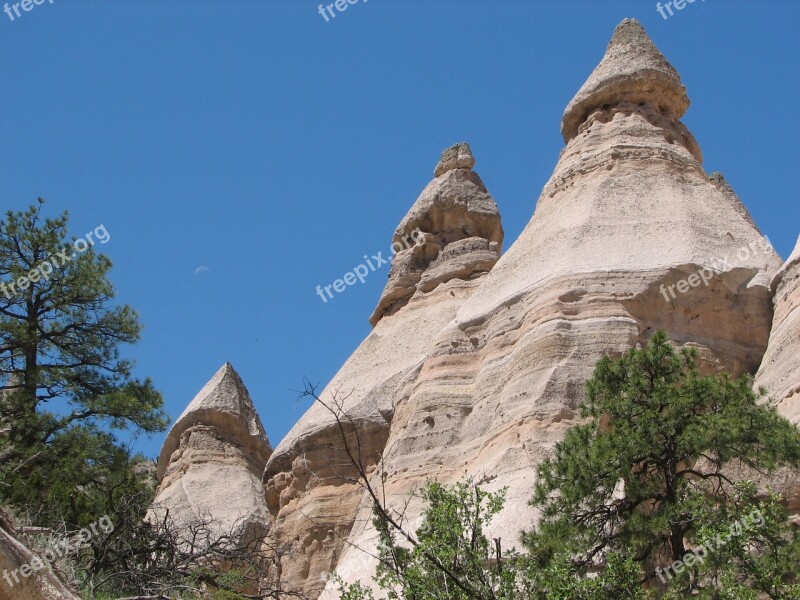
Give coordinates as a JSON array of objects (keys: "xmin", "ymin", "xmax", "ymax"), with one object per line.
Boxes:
[
  {"xmin": 370, "ymin": 143, "xmax": 503, "ymax": 326},
  {"xmin": 434, "ymin": 142, "xmax": 475, "ymax": 177},
  {"xmin": 185, "ymin": 362, "xmax": 249, "ymax": 413},
  {"xmin": 156, "ymin": 363, "xmax": 271, "ymax": 480},
  {"xmin": 561, "ymin": 18, "xmax": 689, "ymax": 142}
]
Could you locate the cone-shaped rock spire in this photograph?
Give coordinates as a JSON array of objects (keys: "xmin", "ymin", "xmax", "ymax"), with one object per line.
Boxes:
[
  {"xmin": 264, "ymin": 145, "xmax": 505, "ymax": 597},
  {"xmin": 369, "ymin": 142, "xmax": 503, "ymax": 326},
  {"xmin": 323, "ymin": 20, "xmax": 782, "ymax": 598},
  {"xmin": 562, "ymin": 18, "xmax": 689, "ymax": 142},
  {"xmin": 152, "ymin": 364, "xmax": 272, "ymax": 546},
  {"xmin": 156, "ymin": 362, "xmax": 271, "ymax": 479}
]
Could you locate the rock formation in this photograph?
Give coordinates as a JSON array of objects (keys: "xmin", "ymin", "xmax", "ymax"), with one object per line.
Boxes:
[
  {"xmin": 152, "ymin": 363, "xmax": 272, "ymax": 546},
  {"xmin": 756, "ymin": 236, "xmax": 800, "ymax": 425},
  {"xmin": 155, "ymin": 18, "xmax": 798, "ymax": 599},
  {"xmin": 370, "ymin": 142, "xmax": 503, "ymax": 326},
  {"xmin": 262, "ymin": 143, "xmax": 503, "ymax": 597},
  {"xmin": 752, "ymin": 236, "xmax": 800, "ymax": 517},
  {"xmin": 319, "ymin": 18, "xmax": 783, "ymax": 596}
]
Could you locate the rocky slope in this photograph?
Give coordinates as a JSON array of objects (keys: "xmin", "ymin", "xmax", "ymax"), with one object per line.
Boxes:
[{"xmin": 0, "ymin": 513, "xmax": 80, "ymax": 600}]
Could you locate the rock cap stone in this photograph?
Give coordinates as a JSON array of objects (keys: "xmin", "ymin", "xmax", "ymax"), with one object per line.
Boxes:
[
  {"xmin": 156, "ymin": 363, "xmax": 271, "ymax": 480},
  {"xmin": 562, "ymin": 18, "xmax": 690, "ymax": 142},
  {"xmin": 434, "ymin": 142, "xmax": 476, "ymax": 177},
  {"xmin": 370, "ymin": 143, "xmax": 502, "ymax": 326}
]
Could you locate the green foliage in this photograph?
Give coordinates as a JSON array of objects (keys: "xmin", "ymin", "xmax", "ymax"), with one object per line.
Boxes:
[
  {"xmin": 0, "ymin": 202, "xmax": 174, "ymax": 599},
  {"xmin": 338, "ymin": 478, "xmax": 650, "ymax": 600},
  {"xmin": 519, "ymin": 551, "xmax": 651, "ymax": 600},
  {"xmin": 0, "ymin": 202, "xmax": 167, "ymax": 531},
  {"xmin": 339, "ymin": 332, "xmax": 800, "ymax": 599},
  {"xmin": 336, "ymin": 577, "xmax": 377, "ymax": 600},
  {"xmin": 373, "ymin": 479, "xmax": 517, "ymax": 599},
  {"xmin": 527, "ymin": 331, "xmax": 800, "ymax": 597}
]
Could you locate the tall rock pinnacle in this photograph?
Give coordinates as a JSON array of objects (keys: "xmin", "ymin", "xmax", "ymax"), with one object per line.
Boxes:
[
  {"xmin": 148, "ymin": 18, "xmax": 800, "ymax": 600},
  {"xmin": 152, "ymin": 363, "xmax": 272, "ymax": 545},
  {"xmin": 263, "ymin": 143, "xmax": 502, "ymax": 596},
  {"xmin": 323, "ymin": 20, "xmax": 782, "ymax": 597},
  {"xmin": 370, "ymin": 142, "xmax": 503, "ymax": 326},
  {"xmin": 562, "ymin": 18, "xmax": 689, "ymax": 142}
]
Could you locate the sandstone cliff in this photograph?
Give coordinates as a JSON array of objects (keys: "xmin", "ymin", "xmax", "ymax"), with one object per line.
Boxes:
[
  {"xmin": 756, "ymin": 236, "xmax": 800, "ymax": 425},
  {"xmin": 152, "ymin": 363, "xmax": 272, "ymax": 546},
  {"xmin": 752, "ymin": 236, "xmax": 800, "ymax": 516},
  {"xmin": 261, "ymin": 143, "xmax": 503, "ymax": 597},
  {"xmin": 154, "ymin": 18, "xmax": 797, "ymax": 599},
  {"xmin": 321, "ymin": 19, "xmax": 783, "ymax": 596}
]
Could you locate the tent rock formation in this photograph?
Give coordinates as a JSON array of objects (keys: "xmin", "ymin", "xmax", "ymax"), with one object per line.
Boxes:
[
  {"xmin": 152, "ymin": 363, "xmax": 272, "ymax": 547},
  {"xmin": 152, "ymin": 18, "xmax": 799, "ymax": 599}
]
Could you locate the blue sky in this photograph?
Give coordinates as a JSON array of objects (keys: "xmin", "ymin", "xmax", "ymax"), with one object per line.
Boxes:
[{"xmin": 2, "ymin": 0, "xmax": 798, "ymax": 460}]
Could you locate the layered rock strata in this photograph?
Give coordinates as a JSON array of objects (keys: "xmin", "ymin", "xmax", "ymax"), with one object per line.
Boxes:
[
  {"xmin": 752, "ymin": 237, "xmax": 800, "ymax": 516},
  {"xmin": 323, "ymin": 19, "xmax": 782, "ymax": 596},
  {"xmin": 262, "ymin": 144, "xmax": 503, "ymax": 596},
  {"xmin": 152, "ymin": 363, "xmax": 272, "ymax": 546},
  {"xmin": 153, "ymin": 18, "xmax": 795, "ymax": 599}
]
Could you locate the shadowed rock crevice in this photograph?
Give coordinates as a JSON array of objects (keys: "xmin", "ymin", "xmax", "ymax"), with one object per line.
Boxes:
[{"xmin": 756, "ymin": 236, "xmax": 800, "ymax": 423}]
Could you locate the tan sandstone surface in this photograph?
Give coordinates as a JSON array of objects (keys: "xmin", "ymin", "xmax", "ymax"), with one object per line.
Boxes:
[
  {"xmin": 750, "ymin": 237, "xmax": 800, "ymax": 516},
  {"xmin": 261, "ymin": 143, "xmax": 503, "ymax": 597},
  {"xmin": 152, "ymin": 363, "xmax": 272, "ymax": 545},
  {"xmin": 756, "ymin": 236, "xmax": 800, "ymax": 425},
  {"xmin": 152, "ymin": 18, "xmax": 797, "ymax": 600},
  {"xmin": 0, "ymin": 516, "xmax": 80, "ymax": 600},
  {"xmin": 320, "ymin": 19, "xmax": 783, "ymax": 596}
]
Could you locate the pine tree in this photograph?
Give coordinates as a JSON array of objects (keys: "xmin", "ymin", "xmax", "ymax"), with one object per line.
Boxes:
[
  {"xmin": 0, "ymin": 201, "xmax": 167, "ymax": 528},
  {"xmin": 526, "ymin": 331, "xmax": 800, "ymax": 597}
]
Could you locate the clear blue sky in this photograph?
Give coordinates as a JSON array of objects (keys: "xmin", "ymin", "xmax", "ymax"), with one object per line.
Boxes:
[{"xmin": 2, "ymin": 0, "xmax": 798, "ymax": 460}]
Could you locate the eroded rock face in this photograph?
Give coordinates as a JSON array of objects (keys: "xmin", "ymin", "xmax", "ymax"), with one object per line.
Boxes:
[
  {"xmin": 323, "ymin": 19, "xmax": 782, "ymax": 596},
  {"xmin": 757, "ymin": 237, "xmax": 800, "ymax": 424},
  {"xmin": 370, "ymin": 142, "xmax": 503, "ymax": 326},
  {"xmin": 562, "ymin": 18, "xmax": 690, "ymax": 144},
  {"xmin": 434, "ymin": 142, "xmax": 476, "ymax": 177},
  {"xmin": 152, "ymin": 363, "xmax": 272, "ymax": 546},
  {"xmin": 140, "ymin": 18, "xmax": 795, "ymax": 599},
  {"xmin": 750, "ymin": 237, "xmax": 800, "ymax": 516},
  {"xmin": 262, "ymin": 145, "xmax": 503, "ymax": 597}
]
